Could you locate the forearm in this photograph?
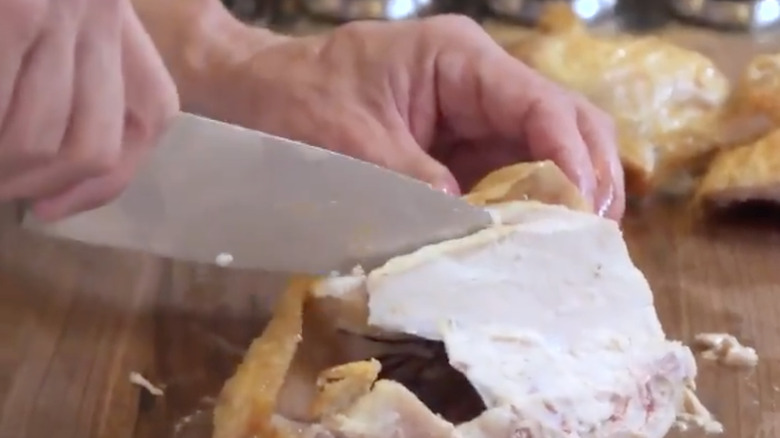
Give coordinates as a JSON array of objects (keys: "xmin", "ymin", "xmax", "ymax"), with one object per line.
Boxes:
[{"xmin": 131, "ymin": 0, "xmax": 283, "ymax": 118}]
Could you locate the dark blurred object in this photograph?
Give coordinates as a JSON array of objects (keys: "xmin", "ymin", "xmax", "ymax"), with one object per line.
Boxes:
[
  {"xmin": 669, "ymin": 0, "xmax": 780, "ymax": 30},
  {"xmin": 271, "ymin": 0, "xmax": 306, "ymax": 27},
  {"xmin": 486, "ymin": 0, "xmax": 617, "ymax": 26},
  {"xmin": 614, "ymin": 0, "xmax": 670, "ymax": 32},
  {"xmin": 223, "ymin": 0, "xmax": 275, "ymax": 24}
]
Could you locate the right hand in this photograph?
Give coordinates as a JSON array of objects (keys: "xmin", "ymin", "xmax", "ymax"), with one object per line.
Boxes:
[{"xmin": 0, "ymin": 0, "xmax": 179, "ymax": 221}]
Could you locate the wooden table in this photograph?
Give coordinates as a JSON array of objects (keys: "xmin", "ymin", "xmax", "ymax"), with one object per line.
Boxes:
[{"xmin": 1, "ymin": 199, "xmax": 780, "ymax": 438}]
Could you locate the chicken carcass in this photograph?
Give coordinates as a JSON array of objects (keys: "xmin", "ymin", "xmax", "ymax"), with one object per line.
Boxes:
[
  {"xmin": 506, "ymin": 5, "xmax": 732, "ymax": 196},
  {"xmin": 463, "ymin": 160, "xmax": 591, "ymax": 212},
  {"xmin": 212, "ymin": 162, "xmax": 719, "ymax": 438}
]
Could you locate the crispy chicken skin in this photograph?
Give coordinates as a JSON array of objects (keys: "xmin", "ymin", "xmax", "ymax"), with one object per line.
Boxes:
[
  {"xmin": 731, "ymin": 53, "xmax": 780, "ymax": 124},
  {"xmin": 697, "ymin": 53, "xmax": 780, "ymax": 207},
  {"xmin": 697, "ymin": 128, "xmax": 780, "ymax": 206},
  {"xmin": 506, "ymin": 4, "xmax": 732, "ymax": 195},
  {"xmin": 463, "ymin": 160, "xmax": 590, "ymax": 212}
]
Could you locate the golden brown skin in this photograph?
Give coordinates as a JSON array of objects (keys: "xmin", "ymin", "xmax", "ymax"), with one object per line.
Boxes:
[
  {"xmin": 507, "ymin": 5, "xmax": 732, "ymax": 196},
  {"xmin": 697, "ymin": 128, "xmax": 780, "ymax": 206},
  {"xmin": 697, "ymin": 53, "xmax": 780, "ymax": 208},
  {"xmin": 310, "ymin": 360, "xmax": 382, "ymax": 419},
  {"xmin": 731, "ymin": 53, "xmax": 780, "ymax": 124},
  {"xmin": 464, "ymin": 160, "xmax": 591, "ymax": 212},
  {"xmin": 212, "ymin": 277, "xmax": 312, "ymax": 438}
]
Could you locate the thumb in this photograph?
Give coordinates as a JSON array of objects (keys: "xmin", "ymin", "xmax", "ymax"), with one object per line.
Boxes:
[{"xmin": 389, "ymin": 134, "xmax": 461, "ymax": 196}]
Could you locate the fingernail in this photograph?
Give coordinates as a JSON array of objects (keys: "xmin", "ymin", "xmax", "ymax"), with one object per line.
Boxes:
[
  {"xmin": 595, "ymin": 185, "xmax": 615, "ymax": 218},
  {"xmin": 433, "ymin": 178, "xmax": 461, "ymax": 197}
]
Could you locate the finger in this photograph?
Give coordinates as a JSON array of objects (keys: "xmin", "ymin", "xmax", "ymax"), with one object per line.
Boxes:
[
  {"xmin": 311, "ymin": 102, "xmax": 461, "ymax": 195},
  {"xmin": 0, "ymin": 4, "xmax": 81, "ymax": 198},
  {"xmin": 4, "ymin": 0, "xmax": 124, "ymax": 203},
  {"xmin": 478, "ymin": 61, "xmax": 598, "ymax": 205},
  {"xmin": 431, "ymin": 23, "xmax": 549, "ymax": 141},
  {"xmin": 36, "ymin": 2, "xmax": 178, "ymax": 219},
  {"xmin": 120, "ymin": 1, "xmax": 179, "ymax": 147},
  {"xmin": 363, "ymin": 119, "xmax": 460, "ymax": 195},
  {"xmin": 55, "ymin": 0, "xmax": 126, "ymax": 175},
  {"xmin": 576, "ymin": 101, "xmax": 625, "ymax": 220},
  {"xmin": 31, "ymin": 134, "xmax": 142, "ymax": 221},
  {"xmin": 429, "ymin": 30, "xmax": 597, "ymax": 205},
  {"xmin": 0, "ymin": 0, "xmax": 47, "ymax": 130},
  {"xmin": 397, "ymin": 138, "xmax": 461, "ymax": 195},
  {"xmin": 523, "ymin": 96, "xmax": 597, "ymax": 210}
]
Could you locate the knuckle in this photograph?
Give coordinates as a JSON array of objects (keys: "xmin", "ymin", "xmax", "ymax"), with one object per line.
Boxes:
[
  {"xmin": 127, "ymin": 78, "xmax": 179, "ymax": 147},
  {"xmin": 78, "ymin": 147, "xmax": 121, "ymax": 176},
  {"xmin": 423, "ymin": 14, "xmax": 481, "ymax": 34},
  {"xmin": 329, "ymin": 20, "xmax": 387, "ymax": 48},
  {"xmin": 325, "ymin": 20, "xmax": 390, "ymax": 64},
  {"xmin": 575, "ymin": 96, "xmax": 614, "ymax": 128},
  {"xmin": 335, "ymin": 20, "xmax": 377, "ymax": 36},
  {"xmin": 67, "ymin": 134, "xmax": 123, "ymax": 177}
]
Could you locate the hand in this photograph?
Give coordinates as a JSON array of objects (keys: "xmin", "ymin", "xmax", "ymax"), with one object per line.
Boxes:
[
  {"xmin": 0, "ymin": 0, "xmax": 179, "ymax": 221},
  {"xmin": 209, "ymin": 16, "xmax": 624, "ymax": 219}
]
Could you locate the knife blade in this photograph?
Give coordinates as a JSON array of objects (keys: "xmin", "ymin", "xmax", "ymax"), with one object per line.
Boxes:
[{"xmin": 22, "ymin": 113, "xmax": 494, "ymax": 274}]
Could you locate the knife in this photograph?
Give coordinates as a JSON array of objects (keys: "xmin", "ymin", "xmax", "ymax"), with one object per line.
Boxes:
[{"xmin": 21, "ymin": 113, "xmax": 493, "ymax": 274}]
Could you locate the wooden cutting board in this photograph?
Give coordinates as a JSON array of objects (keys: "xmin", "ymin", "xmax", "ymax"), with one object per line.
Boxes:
[{"xmin": 1, "ymin": 199, "xmax": 780, "ymax": 438}]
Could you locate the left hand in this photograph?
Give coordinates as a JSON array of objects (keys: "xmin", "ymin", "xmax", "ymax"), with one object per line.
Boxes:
[{"xmin": 203, "ymin": 16, "xmax": 625, "ymax": 220}]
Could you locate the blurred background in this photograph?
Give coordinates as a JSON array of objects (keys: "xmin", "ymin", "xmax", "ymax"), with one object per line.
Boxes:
[{"xmin": 219, "ymin": 0, "xmax": 780, "ymax": 34}]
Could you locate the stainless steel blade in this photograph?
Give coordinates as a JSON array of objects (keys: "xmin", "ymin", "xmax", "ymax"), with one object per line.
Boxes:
[{"xmin": 22, "ymin": 113, "xmax": 493, "ymax": 274}]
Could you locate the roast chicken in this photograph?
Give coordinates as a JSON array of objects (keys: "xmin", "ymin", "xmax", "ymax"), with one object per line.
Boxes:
[
  {"xmin": 211, "ymin": 161, "xmax": 717, "ymax": 438},
  {"xmin": 506, "ymin": 4, "xmax": 734, "ymax": 196},
  {"xmin": 731, "ymin": 52, "xmax": 780, "ymax": 124},
  {"xmin": 693, "ymin": 51, "xmax": 780, "ymax": 207},
  {"xmin": 698, "ymin": 128, "xmax": 780, "ymax": 206}
]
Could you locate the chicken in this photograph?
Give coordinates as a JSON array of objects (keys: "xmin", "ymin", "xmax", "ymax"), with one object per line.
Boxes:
[
  {"xmin": 463, "ymin": 160, "xmax": 591, "ymax": 212},
  {"xmin": 211, "ymin": 162, "xmax": 719, "ymax": 438},
  {"xmin": 731, "ymin": 52, "xmax": 780, "ymax": 124},
  {"xmin": 697, "ymin": 128, "xmax": 780, "ymax": 206},
  {"xmin": 693, "ymin": 53, "xmax": 780, "ymax": 208},
  {"xmin": 506, "ymin": 4, "xmax": 733, "ymax": 196},
  {"xmin": 310, "ymin": 161, "xmax": 589, "ymax": 339}
]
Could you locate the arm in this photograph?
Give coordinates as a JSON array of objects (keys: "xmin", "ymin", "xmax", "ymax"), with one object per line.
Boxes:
[{"xmin": 130, "ymin": 0, "xmax": 284, "ymax": 119}]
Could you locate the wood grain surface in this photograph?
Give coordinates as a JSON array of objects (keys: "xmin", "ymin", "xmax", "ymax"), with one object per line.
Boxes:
[{"xmin": 1, "ymin": 199, "xmax": 780, "ymax": 438}]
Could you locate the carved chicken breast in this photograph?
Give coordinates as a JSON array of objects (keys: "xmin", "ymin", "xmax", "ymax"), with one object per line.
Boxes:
[
  {"xmin": 506, "ymin": 5, "xmax": 732, "ymax": 195},
  {"xmin": 211, "ymin": 162, "xmax": 719, "ymax": 438}
]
